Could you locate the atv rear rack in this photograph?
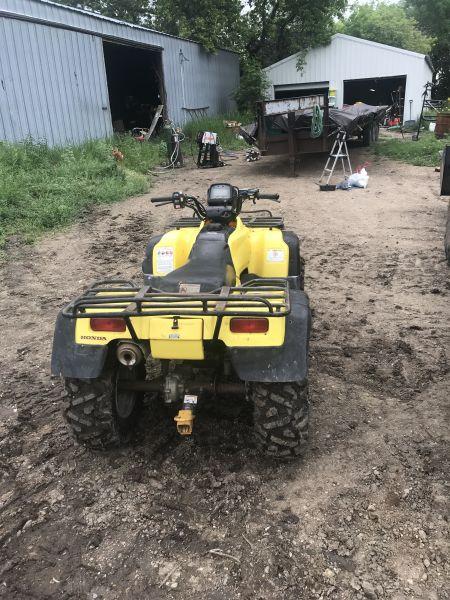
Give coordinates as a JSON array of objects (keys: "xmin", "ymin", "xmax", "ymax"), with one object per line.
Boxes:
[{"xmin": 62, "ymin": 278, "xmax": 290, "ymax": 320}]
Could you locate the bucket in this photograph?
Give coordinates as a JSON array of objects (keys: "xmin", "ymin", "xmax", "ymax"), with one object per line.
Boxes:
[{"xmin": 435, "ymin": 112, "xmax": 450, "ymax": 138}]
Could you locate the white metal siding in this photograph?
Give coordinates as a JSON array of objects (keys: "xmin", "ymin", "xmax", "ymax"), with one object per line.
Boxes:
[
  {"xmin": 0, "ymin": 17, "xmax": 112, "ymax": 145},
  {"xmin": 265, "ymin": 34, "xmax": 433, "ymax": 121},
  {"xmin": 0, "ymin": 0, "xmax": 240, "ymax": 144}
]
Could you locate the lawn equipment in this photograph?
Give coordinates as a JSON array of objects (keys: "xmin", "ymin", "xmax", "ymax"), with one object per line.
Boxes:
[
  {"xmin": 196, "ymin": 131, "xmax": 224, "ymax": 168},
  {"xmin": 51, "ymin": 183, "xmax": 311, "ymax": 458}
]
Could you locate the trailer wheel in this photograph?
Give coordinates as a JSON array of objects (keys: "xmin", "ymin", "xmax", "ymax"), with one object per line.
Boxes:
[
  {"xmin": 63, "ymin": 363, "xmax": 144, "ymax": 450},
  {"xmin": 372, "ymin": 122, "xmax": 380, "ymax": 142},
  {"xmin": 252, "ymin": 381, "xmax": 309, "ymax": 458},
  {"xmin": 362, "ymin": 124, "xmax": 372, "ymax": 146}
]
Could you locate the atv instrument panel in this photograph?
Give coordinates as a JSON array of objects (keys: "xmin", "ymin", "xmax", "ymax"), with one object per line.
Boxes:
[{"xmin": 207, "ymin": 183, "xmax": 238, "ymax": 206}]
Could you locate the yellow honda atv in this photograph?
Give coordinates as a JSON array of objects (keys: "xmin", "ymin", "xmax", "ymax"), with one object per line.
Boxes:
[{"xmin": 51, "ymin": 184, "xmax": 311, "ymax": 458}]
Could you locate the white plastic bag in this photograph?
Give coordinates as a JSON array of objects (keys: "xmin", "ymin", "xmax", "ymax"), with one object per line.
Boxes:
[{"xmin": 348, "ymin": 167, "xmax": 369, "ymax": 188}]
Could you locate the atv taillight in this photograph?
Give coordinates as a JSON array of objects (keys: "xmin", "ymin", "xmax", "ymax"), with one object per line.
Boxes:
[
  {"xmin": 230, "ymin": 318, "xmax": 269, "ymax": 333},
  {"xmin": 90, "ymin": 317, "xmax": 127, "ymax": 332}
]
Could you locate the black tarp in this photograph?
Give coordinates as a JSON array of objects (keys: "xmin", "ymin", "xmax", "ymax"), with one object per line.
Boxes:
[{"xmin": 327, "ymin": 103, "xmax": 388, "ymax": 133}]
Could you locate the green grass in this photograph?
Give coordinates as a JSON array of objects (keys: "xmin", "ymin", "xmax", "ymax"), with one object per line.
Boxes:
[
  {"xmin": 374, "ymin": 132, "xmax": 448, "ymax": 167},
  {"xmin": 183, "ymin": 112, "xmax": 252, "ymax": 151},
  {"xmin": 0, "ymin": 136, "xmax": 164, "ymax": 249},
  {"xmin": 0, "ymin": 112, "xmax": 252, "ymax": 251}
]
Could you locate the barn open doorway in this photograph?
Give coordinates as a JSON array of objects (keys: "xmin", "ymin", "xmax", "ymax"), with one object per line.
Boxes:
[
  {"xmin": 103, "ymin": 41, "xmax": 165, "ymax": 133},
  {"xmin": 344, "ymin": 75, "xmax": 406, "ymax": 114}
]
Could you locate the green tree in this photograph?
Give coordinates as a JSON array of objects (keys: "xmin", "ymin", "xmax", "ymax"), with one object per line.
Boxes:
[
  {"xmin": 151, "ymin": 0, "xmax": 244, "ymax": 53},
  {"xmin": 153, "ymin": 0, "xmax": 348, "ymax": 113},
  {"xmin": 243, "ymin": 0, "xmax": 347, "ymax": 67},
  {"xmin": 234, "ymin": 58, "xmax": 270, "ymax": 113},
  {"xmin": 151, "ymin": 0, "xmax": 347, "ymax": 64},
  {"xmin": 339, "ymin": 2, "xmax": 433, "ymax": 55},
  {"xmin": 405, "ymin": 0, "xmax": 450, "ymax": 98},
  {"xmin": 62, "ymin": 0, "xmax": 151, "ymax": 24}
]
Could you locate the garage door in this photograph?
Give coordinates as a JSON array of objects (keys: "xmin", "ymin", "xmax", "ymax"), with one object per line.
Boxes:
[
  {"xmin": 344, "ymin": 75, "xmax": 406, "ymax": 108},
  {"xmin": 274, "ymin": 82, "xmax": 329, "ymax": 100}
]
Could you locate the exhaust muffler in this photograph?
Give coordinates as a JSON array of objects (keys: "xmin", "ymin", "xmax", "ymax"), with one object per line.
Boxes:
[{"xmin": 116, "ymin": 343, "xmax": 144, "ymax": 367}]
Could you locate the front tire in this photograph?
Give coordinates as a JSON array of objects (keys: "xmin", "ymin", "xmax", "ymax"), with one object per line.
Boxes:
[
  {"xmin": 252, "ymin": 381, "xmax": 309, "ymax": 458},
  {"xmin": 63, "ymin": 363, "xmax": 144, "ymax": 450}
]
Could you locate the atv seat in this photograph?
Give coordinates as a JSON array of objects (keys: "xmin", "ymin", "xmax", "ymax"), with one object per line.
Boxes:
[{"xmin": 150, "ymin": 230, "xmax": 236, "ymax": 293}]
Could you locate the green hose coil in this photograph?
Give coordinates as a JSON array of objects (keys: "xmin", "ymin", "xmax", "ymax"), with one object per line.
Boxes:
[{"xmin": 310, "ymin": 104, "xmax": 323, "ymax": 138}]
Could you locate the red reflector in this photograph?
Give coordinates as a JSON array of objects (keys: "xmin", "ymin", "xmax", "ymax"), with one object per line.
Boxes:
[
  {"xmin": 90, "ymin": 317, "xmax": 126, "ymax": 332},
  {"xmin": 230, "ymin": 318, "xmax": 269, "ymax": 333}
]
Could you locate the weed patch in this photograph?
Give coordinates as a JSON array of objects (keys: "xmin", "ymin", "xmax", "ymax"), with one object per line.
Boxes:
[
  {"xmin": 0, "ymin": 136, "xmax": 163, "ymax": 249},
  {"xmin": 374, "ymin": 132, "xmax": 447, "ymax": 167}
]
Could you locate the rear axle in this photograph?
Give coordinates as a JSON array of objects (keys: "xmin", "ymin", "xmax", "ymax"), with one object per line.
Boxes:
[{"xmin": 117, "ymin": 379, "xmax": 245, "ymax": 396}]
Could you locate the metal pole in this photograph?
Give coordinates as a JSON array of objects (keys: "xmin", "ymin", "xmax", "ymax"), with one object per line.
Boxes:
[{"xmin": 413, "ymin": 82, "xmax": 431, "ymax": 141}]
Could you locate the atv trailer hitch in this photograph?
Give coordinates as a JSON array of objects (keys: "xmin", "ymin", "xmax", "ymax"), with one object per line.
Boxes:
[
  {"xmin": 174, "ymin": 395, "xmax": 197, "ymax": 436},
  {"xmin": 117, "ymin": 379, "xmax": 246, "ymax": 436}
]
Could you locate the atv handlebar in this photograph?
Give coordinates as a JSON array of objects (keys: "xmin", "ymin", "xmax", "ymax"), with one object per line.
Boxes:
[
  {"xmin": 151, "ymin": 192, "xmax": 207, "ymax": 219},
  {"xmin": 239, "ymin": 188, "xmax": 280, "ymax": 203},
  {"xmin": 150, "ymin": 187, "xmax": 280, "ymax": 220},
  {"xmin": 258, "ymin": 193, "xmax": 280, "ymax": 202}
]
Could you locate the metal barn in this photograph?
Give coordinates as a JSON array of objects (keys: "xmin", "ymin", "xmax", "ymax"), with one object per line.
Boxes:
[
  {"xmin": 264, "ymin": 34, "xmax": 433, "ymax": 123},
  {"xmin": 0, "ymin": 0, "xmax": 240, "ymax": 145}
]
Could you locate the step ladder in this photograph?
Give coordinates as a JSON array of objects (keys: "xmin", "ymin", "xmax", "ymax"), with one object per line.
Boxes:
[{"xmin": 319, "ymin": 130, "xmax": 352, "ymax": 185}]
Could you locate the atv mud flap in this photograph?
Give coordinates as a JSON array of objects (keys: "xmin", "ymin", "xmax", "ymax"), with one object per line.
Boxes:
[
  {"xmin": 51, "ymin": 311, "xmax": 108, "ymax": 379},
  {"xmin": 228, "ymin": 290, "xmax": 311, "ymax": 383}
]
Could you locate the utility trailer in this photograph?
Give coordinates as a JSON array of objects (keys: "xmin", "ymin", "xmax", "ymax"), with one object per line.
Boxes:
[
  {"xmin": 256, "ymin": 94, "xmax": 331, "ymax": 175},
  {"xmin": 252, "ymin": 94, "xmax": 386, "ymax": 176}
]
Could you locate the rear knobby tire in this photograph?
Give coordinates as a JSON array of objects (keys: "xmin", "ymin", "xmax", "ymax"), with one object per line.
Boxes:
[
  {"xmin": 63, "ymin": 365, "xmax": 143, "ymax": 450},
  {"xmin": 252, "ymin": 381, "xmax": 309, "ymax": 458},
  {"xmin": 299, "ymin": 256, "xmax": 305, "ymax": 290}
]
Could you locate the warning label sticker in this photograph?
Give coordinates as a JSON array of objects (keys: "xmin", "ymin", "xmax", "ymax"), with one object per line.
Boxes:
[
  {"xmin": 179, "ymin": 283, "xmax": 201, "ymax": 294},
  {"xmin": 184, "ymin": 395, "xmax": 198, "ymax": 405},
  {"xmin": 156, "ymin": 247, "xmax": 174, "ymax": 273},
  {"xmin": 267, "ymin": 249, "xmax": 285, "ymax": 263}
]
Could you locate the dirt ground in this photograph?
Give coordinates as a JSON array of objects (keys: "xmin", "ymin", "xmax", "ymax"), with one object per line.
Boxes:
[{"xmin": 0, "ymin": 145, "xmax": 449, "ymax": 600}]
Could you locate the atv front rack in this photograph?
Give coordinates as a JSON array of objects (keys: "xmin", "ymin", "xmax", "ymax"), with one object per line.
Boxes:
[
  {"xmin": 62, "ymin": 278, "xmax": 290, "ymax": 320},
  {"xmin": 169, "ymin": 216, "xmax": 284, "ymax": 229}
]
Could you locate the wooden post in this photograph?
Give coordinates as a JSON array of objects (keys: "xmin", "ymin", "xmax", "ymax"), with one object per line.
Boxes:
[
  {"xmin": 257, "ymin": 102, "xmax": 268, "ymax": 155},
  {"xmin": 144, "ymin": 104, "xmax": 164, "ymax": 141},
  {"xmin": 322, "ymin": 91, "xmax": 330, "ymax": 152},
  {"xmin": 287, "ymin": 111, "xmax": 296, "ymax": 176}
]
